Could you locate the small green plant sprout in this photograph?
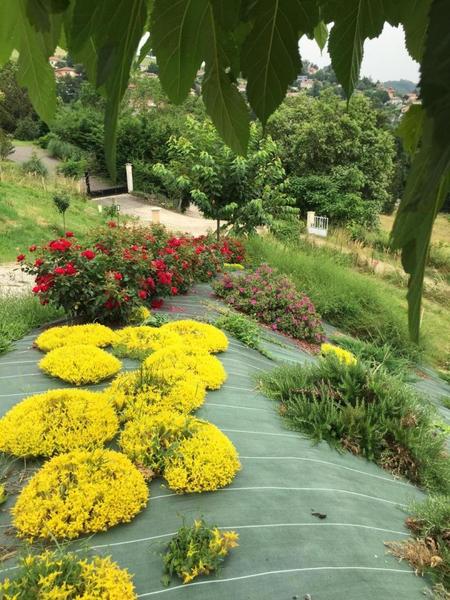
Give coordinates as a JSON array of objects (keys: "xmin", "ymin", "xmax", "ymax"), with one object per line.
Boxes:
[
  {"xmin": 104, "ymin": 201, "xmax": 121, "ymax": 225},
  {"xmin": 215, "ymin": 310, "xmax": 271, "ymax": 359},
  {"xmin": 21, "ymin": 151, "xmax": 48, "ymax": 177},
  {"xmin": 162, "ymin": 518, "xmax": 239, "ymax": 586},
  {"xmin": 53, "ymin": 193, "xmax": 71, "ymax": 230},
  {"xmin": 0, "ymin": 129, "xmax": 14, "ymax": 161}
]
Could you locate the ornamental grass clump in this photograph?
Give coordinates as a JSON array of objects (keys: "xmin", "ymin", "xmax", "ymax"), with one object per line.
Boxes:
[
  {"xmin": 35, "ymin": 323, "xmax": 118, "ymax": 352},
  {"xmin": 163, "ymin": 519, "xmax": 239, "ymax": 585},
  {"xmin": 144, "ymin": 346, "xmax": 227, "ymax": 390},
  {"xmin": 107, "ymin": 368, "xmax": 206, "ymax": 422},
  {"xmin": 13, "ymin": 449, "xmax": 149, "ymax": 540},
  {"xmin": 0, "ymin": 550, "xmax": 137, "ymax": 599},
  {"xmin": 112, "ymin": 325, "xmax": 182, "ymax": 360},
  {"xmin": 0, "ymin": 389, "xmax": 118, "ymax": 457},
  {"xmin": 160, "ymin": 320, "xmax": 229, "ymax": 353},
  {"xmin": 259, "ymin": 355, "xmax": 450, "ymax": 493},
  {"xmin": 213, "ymin": 264, "xmax": 324, "ymax": 343},
  {"xmin": 119, "ymin": 411, "xmax": 240, "ymax": 493},
  {"xmin": 39, "ymin": 344, "xmax": 122, "ymax": 385}
]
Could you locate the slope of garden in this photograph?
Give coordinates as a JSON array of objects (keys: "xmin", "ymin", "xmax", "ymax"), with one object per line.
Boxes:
[{"xmin": 0, "ymin": 285, "xmax": 441, "ymax": 599}]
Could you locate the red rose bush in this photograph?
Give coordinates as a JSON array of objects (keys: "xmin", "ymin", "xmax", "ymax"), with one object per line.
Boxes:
[{"xmin": 19, "ymin": 225, "xmax": 244, "ymax": 322}]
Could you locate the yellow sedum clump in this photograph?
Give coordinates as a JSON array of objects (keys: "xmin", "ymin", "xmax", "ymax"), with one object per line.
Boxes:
[
  {"xmin": 107, "ymin": 369, "xmax": 206, "ymax": 422},
  {"xmin": 165, "ymin": 421, "xmax": 241, "ymax": 493},
  {"xmin": 0, "ymin": 389, "xmax": 118, "ymax": 457},
  {"xmin": 112, "ymin": 325, "xmax": 182, "ymax": 359},
  {"xmin": 160, "ymin": 320, "xmax": 229, "ymax": 353},
  {"xmin": 13, "ymin": 449, "xmax": 149, "ymax": 540},
  {"xmin": 120, "ymin": 411, "xmax": 240, "ymax": 493},
  {"xmin": 0, "ymin": 483, "xmax": 6, "ymax": 505},
  {"xmin": 144, "ymin": 346, "xmax": 227, "ymax": 390},
  {"xmin": 35, "ymin": 324, "xmax": 118, "ymax": 352},
  {"xmin": 321, "ymin": 343, "xmax": 357, "ymax": 366},
  {"xmin": 39, "ymin": 344, "xmax": 122, "ymax": 385},
  {"xmin": 0, "ymin": 551, "xmax": 136, "ymax": 599}
]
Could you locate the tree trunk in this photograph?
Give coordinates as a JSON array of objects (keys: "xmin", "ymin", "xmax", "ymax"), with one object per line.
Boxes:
[{"xmin": 216, "ymin": 218, "xmax": 220, "ymax": 241}]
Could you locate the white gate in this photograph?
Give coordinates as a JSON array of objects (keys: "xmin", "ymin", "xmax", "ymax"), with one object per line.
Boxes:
[{"xmin": 306, "ymin": 211, "xmax": 328, "ymax": 237}]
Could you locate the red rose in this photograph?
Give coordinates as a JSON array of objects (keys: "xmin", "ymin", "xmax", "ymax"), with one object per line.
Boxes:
[
  {"xmin": 32, "ymin": 285, "xmax": 41, "ymax": 293},
  {"xmin": 28, "ymin": 245, "xmax": 37, "ymax": 252},
  {"xmin": 16, "ymin": 254, "xmax": 25, "ymax": 262},
  {"xmin": 114, "ymin": 272, "xmax": 123, "ymax": 280},
  {"xmin": 49, "ymin": 239, "xmax": 72, "ymax": 252},
  {"xmin": 157, "ymin": 271, "xmax": 173, "ymax": 285},
  {"xmin": 64, "ymin": 263, "xmax": 77, "ymax": 276},
  {"xmin": 107, "ymin": 221, "xmax": 117, "ymax": 228},
  {"xmin": 65, "ymin": 231, "xmax": 74, "ymax": 238},
  {"xmin": 151, "ymin": 298, "xmax": 164, "ymax": 309},
  {"xmin": 54, "ymin": 267, "xmax": 66, "ymax": 275},
  {"xmin": 146, "ymin": 276, "xmax": 155, "ymax": 288},
  {"xmin": 138, "ymin": 290, "xmax": 147, "ymax": 299},
  {"xmin": 171, "ymin": 286, "xmax": 178, "ymax": 295},
  {"xmin": 34, "ymin": 258, "xmax": 44, "ymax": 267},
  {"xmin": 81, "ymin": 249, "xmax": 95, "ymax": 260}
]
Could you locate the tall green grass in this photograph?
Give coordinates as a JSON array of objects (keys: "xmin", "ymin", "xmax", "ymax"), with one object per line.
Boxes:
[
  {"xmin": 245, "ymin": 235, "xmax": 420, "ymax": 360},
  {"xmin": 0, "ymin": 294, "xmax": 63, "ymax": 354}
]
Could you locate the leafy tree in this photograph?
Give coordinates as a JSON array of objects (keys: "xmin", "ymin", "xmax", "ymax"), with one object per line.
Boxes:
[
  {"xmin": 153, "ymin": 118, "xmax": 298, "ymax": 239},
  {"xmin": 0, "ymin": 0, "xmax": 448, "ymax": 340},
  {"xmin": 0, "ymin": 128, "xmax": 14, "ymax": 160},
  {"xmin": 0, "ymin": 62, "xmax": 37, "ymax": 133},
  {"xmin": 268, "ymin": 91, "xmax": 396, "ymax": 219}
]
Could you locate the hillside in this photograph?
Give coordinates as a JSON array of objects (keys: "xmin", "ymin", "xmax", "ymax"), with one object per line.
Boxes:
[
  {"xmin": 383, "ymin": 79, "xmax": 417, "ymax": 95},
  {"xmin": 0, "ymin": 163, "xmax": 106, "ymax": 262}
]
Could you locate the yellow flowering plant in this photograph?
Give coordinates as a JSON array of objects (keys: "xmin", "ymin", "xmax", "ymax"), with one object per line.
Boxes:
[
  {"xmin": 223, "ymin": 263, "xmax": 244, "ymax": 270},
  {"xmin": 39, "ymin": 344, "xmax": 122, "ymax": 385},
  {"xmin": 321, "ymin": 343, "xmax": 357, "ymax": 366},
  {"xmin": 0, "ymin": 550, "xmax": 137, "ymax": 599},
  {"xmin": 120, "ymin": 411, "xmax": 240, "ymax": 493},
  {"xmin": 160, "ymin": 320, "xmax": 229, "ymax": 353},
  {"xmin": 13, "ymin": 449, "xmax": 149, "ymax": 540},
  {"xmin": 144, "ymin": 346, "xmax": 227, "ymax": 390},
  {"xmin": 35, "ymin": 324, "xmax": 118, "ymax": 352},
  {"xmin": 107, "ymin": 368, "xmax": 206, "ymax": 422},
  {"xmin": 0, "ymin": 483, "xmax": 6, "ymax": 505},
  {"xmin": 162, "ymin": 519, "xmax": 239, "ymax": 585},
  {"xmin": 0, "ymin": 389, "xmax": 119, "ymax": 457},
  {"xmin": 112, "ymin": 326, "xmax": 182, "ymax": 360}
]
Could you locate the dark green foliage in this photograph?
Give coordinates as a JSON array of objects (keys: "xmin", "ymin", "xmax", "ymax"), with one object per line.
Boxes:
[
  {"xmin": 0, "ymin": 128, "xmax": 13, "ymax": 160},
  {"xmin": 0, "ymin": 61, "xmax": 37, "ymax": 134},
  {"xmin": 14, "ymin": 115, "xmax": 42, "ymax": 140},
  {"xmin": 21, "ymin": 152, "xmax": 48, "ymax": 177},
  {"xmin": 259, "ymin": 356, "xmax": 449, "ymax": 493},
  {"xmin": 329, "ymin": 334, "xmax": 412, "ymax": 380}
]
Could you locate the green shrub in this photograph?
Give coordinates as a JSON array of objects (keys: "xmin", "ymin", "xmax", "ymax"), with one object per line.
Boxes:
[
  {"xmin": 259, "ymin": 356, "xmax": 449, "ymax": 493},
  {"xmin": 21, "ymin": 151, "xmax": 48, "ymax": 177},
  {"xmin": 14, "ymin": 115, "xmax": 41, "ymax": 140},
  {"xmin": 57, "ymin": 157, "xmax": 88, "ymax": 178},
  {"xmin": 0, "ymin": 128, "xmax": 14, "ymax": 160},
  {"xmin": 329, "ymin": 334, "xmax": 412, "ymax": 380},
  {"xmin": 215, "ymin": 311, "xmax": 270, "ymax": 358},
  {"xmin": 245, "ymin": 235, "xmax": 419, "ymax": 359},
  {"xmin": 47, "ymin": 136, "xmax": 83, "ymax": 161}
]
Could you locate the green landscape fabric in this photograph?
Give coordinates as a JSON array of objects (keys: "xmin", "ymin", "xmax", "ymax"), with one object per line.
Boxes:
[{"xmin": 1, "ymin": 284, "xmax": 447, "ymax": 598}]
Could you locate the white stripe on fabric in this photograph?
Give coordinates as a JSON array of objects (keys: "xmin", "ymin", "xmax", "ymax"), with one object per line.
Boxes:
[{"xmin": 137, "ymin": 566, "xmax": 413, "ymax": 596}]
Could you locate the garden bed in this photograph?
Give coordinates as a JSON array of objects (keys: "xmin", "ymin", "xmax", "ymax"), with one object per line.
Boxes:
[{"xmin": 0, "ymin": 284, "xmax": 440, "ymax": 599}]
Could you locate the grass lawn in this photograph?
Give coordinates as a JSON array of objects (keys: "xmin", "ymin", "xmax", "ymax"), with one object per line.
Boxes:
[
  {"xmin": 0, "ymin": 162, "xmax": 106, "ymax": 262},
  {"xmin": 0, "ymin": 294, "xmax": 63, "ymax": 355},
  {"xmin": 380, "ymin": 212, "xmax": 450, "ymax": 244},
  {"xmin": 245, "ymin": 235, "xmax": 450, "ymax": 372}
]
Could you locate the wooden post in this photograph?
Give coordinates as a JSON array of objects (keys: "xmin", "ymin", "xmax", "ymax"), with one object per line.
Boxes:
[{"xmin": 150, "ymin": 206, "xmax": 161, "ymax": 224}]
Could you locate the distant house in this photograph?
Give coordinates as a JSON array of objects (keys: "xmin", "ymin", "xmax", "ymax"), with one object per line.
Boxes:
[
  {"xmin": 307, "ymin": 64, "xmax": 318, "ymax": 75},
  {"xmin": 299, "ymin": 78, "xmax": 314, "ymax": 90},
  {"xmin": 403, "ymin": 91, "xmax": 419, "ymax": 104},
  {"xmin": 49, "ymin": 56, "xmax": 60, "ymax": 68},
  {"xmin": 55, "ymin": 67, "xmax": 78, "ymax": 78}
]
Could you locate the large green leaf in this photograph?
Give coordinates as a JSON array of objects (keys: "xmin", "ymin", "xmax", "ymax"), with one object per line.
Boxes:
[
  {"xmin": 314, "ymin": 21, "xmax": 328, "ymax": 52},
  {"xmin": 242, "ymin": 0, "xmax": 319, "ymax": 125},
  {"xmin": 202, "ymin": 3, "xmax": 250, "ymax": 154},
  {"xmin": 396, "ymin": 105, "xmax": 424, "ymax": 156},
  {"xmin": 0, "ymin": 1, "xmax": 19, "ymax": 65},
  {"xmin": 151, "ymin": 0, "xmax": 209, "ymax": 104},
  {"xmin": 320, "ymin": 0, "xmax": 385, "ymax": 98},
  {"xmin": 391, "ymin": 0, "xmax": 450, "ymax": 341},
  {"xmin": 402, "ymin": 0, "xmax": 432, "ymax": 62},
  {"xmin": 15, "ymin": 0, "xmax": 62, "ymax": 124}
]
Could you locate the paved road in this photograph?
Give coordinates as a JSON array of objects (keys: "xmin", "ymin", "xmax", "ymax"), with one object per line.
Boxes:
[
  {"xmin": 96, "ymin": 193, "xmax": 219, "ymax": 236},
  {"xmin": 9, "ymin": 144, "xmax": 60, "ymax": 175}
]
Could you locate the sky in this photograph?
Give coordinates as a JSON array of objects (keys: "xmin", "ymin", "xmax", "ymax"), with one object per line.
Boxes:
[{"xmin": 299, "ymin": 24, "xmax": 420, "ymax": 83}]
